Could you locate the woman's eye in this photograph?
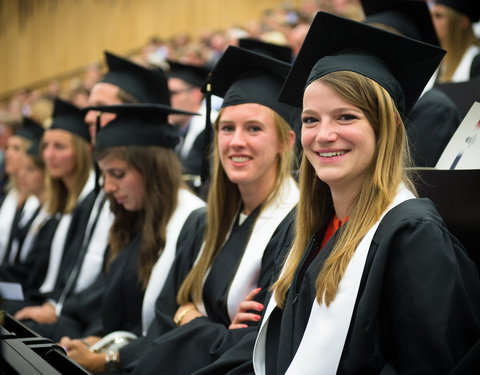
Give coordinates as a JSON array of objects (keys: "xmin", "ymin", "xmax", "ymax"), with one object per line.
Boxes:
[
  {"xmin": 219, "ymin": 125, "xmax": 234, "ymax": 132},
  {"xmin": 338, "ymin": 114, "xmax": 358, "ymax": 122},
  {"xmin": 302, "ymin": 116, "xmax": 317, "ymax": 125},
  {"xmin": 248, "ymin": 125, "xmax": 262, "ymax": 132}
]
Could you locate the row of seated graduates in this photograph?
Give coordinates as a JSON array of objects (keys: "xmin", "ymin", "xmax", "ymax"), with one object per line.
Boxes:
[{"xmin": 0, "ymin": 0, "xmax": 479, "ymax": 373}]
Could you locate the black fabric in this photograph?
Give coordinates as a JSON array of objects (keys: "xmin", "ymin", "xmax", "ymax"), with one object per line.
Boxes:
[
  {"xmin": 238, "ymin": 38, "xmax": 293, "ymax": 63},
  {"xmin": 100, "ymin": 234, "xmax": 144, "ymax": 337},
  {"xmin": 435, "ymin": 0, "xmax": 480, "ymax": 22},
  {"xmin": 201, "ymin": 207, "xmax": 261, "ymax": 325},
  {"xmin": 50, "ymin": 98, "xmax": 90, "ymax": 142},
  {"xmin": 101, "ymin": 51, "xmax": 171, "ymax": 105},
  {"xmin": 362, "ymin": 0, "xmax": 440, "ymax": 46},
  {"xmin": 15, "ymin": 117, "xmax": 44, "ymax": 142},
  {"xmin": 121, "ymin": 208, "xmax": 296, "ymax": 375},
  {"xmin": 264, "ymin": 199, "xmax": 480, "ymax": 374},
  {"xmin": 166, "ymin": 60, "xmax": 210, "ymax": 87},
  {"xmin": 0, "ymin": 216, "xmax": 58, "ymax": 294},
  {"xmin": 88, "ymin": 103, "xmax": 198, "ymax": 150},
  {"xmin": 470, "ymin": 53, "xmax": 480, "ymax": 79},
  {"xmin": 406, "ymin": 87, "xmax": 462, "ymax": 167}
]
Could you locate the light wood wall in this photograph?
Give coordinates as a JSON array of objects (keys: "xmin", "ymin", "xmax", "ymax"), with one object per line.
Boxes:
[{"xmin": 0, "ymin": 0, "xmax": 300, "ymax": 101}]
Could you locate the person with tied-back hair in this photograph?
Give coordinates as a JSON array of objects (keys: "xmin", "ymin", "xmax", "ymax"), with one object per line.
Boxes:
[
  {"xmin": 247, "ymin": 12, "xmax": 480, "ymax": 375},
  {"xmin": 58, "ymin": 103, "xmax": 205, "ymax": 373}
]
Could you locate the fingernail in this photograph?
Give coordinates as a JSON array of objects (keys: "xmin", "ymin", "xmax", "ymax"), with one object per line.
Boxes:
[{"xmin": 257, "ymin": 304, "xmax": 264, "ymax": 311}]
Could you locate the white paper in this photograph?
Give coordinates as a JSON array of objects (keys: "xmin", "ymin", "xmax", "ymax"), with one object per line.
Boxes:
[
  {"xmin": 436, "ymin": 102, "xmax": 480, "ymax": 169},
  {"xmin": 0, "ymin": 281, "xmax": 25, "ymax": 301}
]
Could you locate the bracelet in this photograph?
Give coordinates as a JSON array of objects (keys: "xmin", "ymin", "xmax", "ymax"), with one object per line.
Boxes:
[
  {"xmin": 174, "ymin": 306, "xmax": 196, "ymax": 326},
  {"xmin": 104, "ymin": 349, "xmax": 120, "ymax": 372}
]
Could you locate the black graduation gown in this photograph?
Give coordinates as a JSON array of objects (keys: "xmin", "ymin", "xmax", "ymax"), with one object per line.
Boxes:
[
  {"xmin": 406, "ymin": 88, "xmax": 462, "ymax": 167},
  {"xmin": 0, "ymin": 213, "xmax": 58, "ymax": 286},
  {"xmin": 100, "ymin": 234, "xmax": 145, "ymax": 337},
  {"xmin": 264, "ymin": 199, "xmax": 480, "ymax": 375},
  {"xmin": 3, "ymin": 189, "xmax": 97, "ymax": 317},
  {"xmin": 121, "ymin": 207, "xmax": 296, "ymax": 375}
]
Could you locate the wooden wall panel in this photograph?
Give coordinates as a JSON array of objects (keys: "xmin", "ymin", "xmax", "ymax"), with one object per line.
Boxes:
[{"xmin": 0, "ymin": 0, "xmax": 299, "ymax": 100}]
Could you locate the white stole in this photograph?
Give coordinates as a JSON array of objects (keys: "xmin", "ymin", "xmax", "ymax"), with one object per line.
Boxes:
[
  {"xmin": 7, "ymin": 195, "xmax": 41, "ymax": 264},
  {"xmin": 253, "ymin": 186, "xmax": 415, "ymax": 375},
  {"xmin": 74, "ymin": 197, "xmax": 114, "ymax": 293},
  {"xmin": 0, "ymin": 190, "xmax": 19, "ymax": 263},
  {"xmin": 18, "ymin": 207, "xmax": 51, "ymax": 263},
  {"xmin": 196, "ymin": 177, "xmax": 299, "ymax": 320},
  {"xmin": 39, "ymin": 172, "xmax": 95, "ymax": 294},
  {"xmin": 142, "ymin": 189, "xmax": 206, "ymax": 335},
  {"xmin": 451, "ymin": 45, "xmax": 480, "ymax": 82}
]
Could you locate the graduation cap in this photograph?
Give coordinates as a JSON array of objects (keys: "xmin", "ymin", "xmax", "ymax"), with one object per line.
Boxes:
[
  {"xmin": 101, "ymin": 51, "xmax": 170, "ymax": 105},
  {"xmin": 15, "ymin": 117, "xmax": 44, "ymax": 143},
  {"xmin": 362, "ymin": 0, "xmax": 440, "ymax": 46},
  {"xmin": 87, "ymin": 103, "xmax": 199, "ymax": 151},
  {"xmin": 166, "ymin": 60, "xmax": 210, "ymax": 88},
  {"xmin": 435, "ymin": 0, "xmax": 480, "ymax": 22},
  {"xmin": 50, "ymin": 98, "xmax": 90, "ymax": 142},
  {"xmin": 208, "ymin": 45, "xmax": 301, "ymax": 128},
  {"xmin": 279, "ymin": 12, "xmax": 446, "ymax": 118},
  {"xmin": 238, "ymin": 38, "xmax": 293, "ymax": 63}
]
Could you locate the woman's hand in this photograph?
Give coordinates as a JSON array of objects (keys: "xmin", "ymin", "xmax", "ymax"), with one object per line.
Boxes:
[
  {"xmin": 174, "ymin": 302, "xmax": 203, "ymax": 326},
  {"xmin": 229, "ymin": 288, "xmax": 264, "ymax": 329},
  {"xmin": 58, "ymin": 336, "xmax": 106, "ymax": 372},
  {"xmin": 14, "ymin": 303, "xmax": 57, "ymax": 324}
]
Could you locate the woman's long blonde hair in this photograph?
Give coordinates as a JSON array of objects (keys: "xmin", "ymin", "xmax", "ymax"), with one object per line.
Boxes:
[
  {"xmin": 44, "ymin": 132, "xmax": 92, "ymax": 215},
  {"xmin": 96, "ymin": 146, "xmax": 183, "ymax": 289},
  {"xmin": 274, "ymin": 71, "xmax": 416, "ymax": 307},
  {"xmin": 177, "ymin": 106, "xmax": 295, "ymax": 305},
  {"xmin": 437, "ymin": 6, "xmax": 479, "ymax": 82}
]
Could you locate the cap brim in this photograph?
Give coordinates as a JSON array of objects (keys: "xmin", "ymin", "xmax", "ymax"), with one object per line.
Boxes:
[{"xmin": 84, "ymin": 103, "xmax": 199, "ymax": 117}]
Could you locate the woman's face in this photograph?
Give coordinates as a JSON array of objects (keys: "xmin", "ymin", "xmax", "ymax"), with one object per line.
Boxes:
[
  {"xmin": 217, "ymin": 103, "xmax": 282, "ymax": 192},
  {"xmin": 98, "ymin": 156, "xmax": 146, "ymax": 212},
  {"xmin": 4, "ymin": 135, "xmax": 27, "ymax": 175},
  {"xmin": 431, "ymin": 4, "xmax": 449, "ymax": 45},
  {"xmin": 301, "ymin": 80, "xmax": 376, "ymax": 194},
  {"xmin": 42, "ymin": 129, "xmax": 77, "ymax": 180},
  {"xmin": 17, "ymin": 155, "xmax": 45, "ymax": 198}
]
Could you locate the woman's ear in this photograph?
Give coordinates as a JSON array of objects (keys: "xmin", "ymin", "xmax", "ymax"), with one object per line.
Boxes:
[{"xmin": 279, "ymin": 130, "xmax": 296, "ymax": 154}]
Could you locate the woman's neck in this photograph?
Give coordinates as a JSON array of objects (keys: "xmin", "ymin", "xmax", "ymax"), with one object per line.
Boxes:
[
  {"xmin": 329, "ymin": 183, "xmax": 359, "ymax": 220},
  {"xmin": 239, "ymin": 180, "xmax": 275, "ymax": 215}
]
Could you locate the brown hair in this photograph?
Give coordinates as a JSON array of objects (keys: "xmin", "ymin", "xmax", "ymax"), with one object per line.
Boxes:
[{"xmin": 95, "ymin": 146, "xmax": 183, "ymax": 289}]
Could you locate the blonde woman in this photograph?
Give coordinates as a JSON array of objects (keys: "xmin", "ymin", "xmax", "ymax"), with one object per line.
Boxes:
[
  {"xmin": 431, "ymin": 0, "xmax": 480, "ymax": 82},
  {"xmin": 252, "ymin": 12, "xmax": 480, "ymax": 375}
]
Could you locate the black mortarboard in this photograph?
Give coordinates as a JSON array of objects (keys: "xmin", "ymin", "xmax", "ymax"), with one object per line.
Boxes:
[
  {"xmin": 362, "ymin": 0, "xmax": 440, "ymax": 46},
  {"xmin": 279, "ymin": 12, "xmax": 446, "ymax": 117},
  {"xmin": 435, "ymin": 0, "xmax": 480, "ymax": 22},
  {"xmin": 15, "ymin": 117, "xmax": 44, "ymax": 142},
  {"xmin": 208, "ymin": 45, "xmax": 301, "ymax": 129},
  {"xmin": 238, "ymin": 38, "xmax": 293, "ymax": 63},
  {"xmin": 88, "ymin": 103, "xmax": 198, "ymax": 151},
  {"xmin": 50, "ymin": 98, "xmax": 90, "ymax": 142},
  {"xmin": 101, "ymin": 51, "xmax": 170, "ymax": 105},
  {"xmin": 166, "ymin": 60, "xmax": 210, "ymax": 88}
]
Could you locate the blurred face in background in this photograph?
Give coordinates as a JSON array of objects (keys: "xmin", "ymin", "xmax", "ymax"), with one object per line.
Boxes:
[
  {"xmin": 4, "ymin": 135, "xmax": 28, "ymax": 176},
  {"xmin": 17, "ymin": 154, "xmax": 45, "ymax": 199},
  {"xmin": 42, "ymin": 129, "xmax": 76, "ymax": 181}
]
